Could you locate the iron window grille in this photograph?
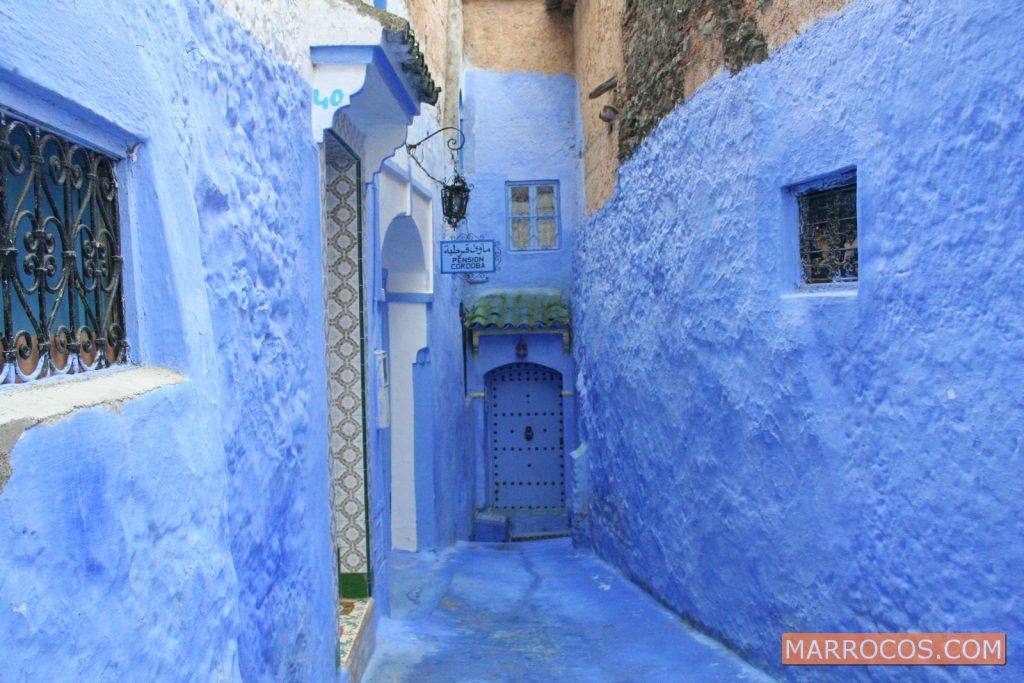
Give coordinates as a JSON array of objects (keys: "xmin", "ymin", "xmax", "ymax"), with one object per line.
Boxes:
[
  {"xmin": 797, "ymin": 173, "xmax": 858, "ymax": 285},
  {"xmin": 507, "ymin": 181, "xmax": 560, "ymax": 251},
  {"xmin": 1, "ymin": 109, "xmax": 128, "ymax": 386}
]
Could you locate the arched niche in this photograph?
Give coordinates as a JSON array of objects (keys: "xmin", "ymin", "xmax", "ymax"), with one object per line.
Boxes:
[
  {"xmin": 382, "ymin": 214, "xmax": 428, "ymax": 294},
  {"xmin": 382, "ymin": 213, "xmax": 430, "ymax": 551}
]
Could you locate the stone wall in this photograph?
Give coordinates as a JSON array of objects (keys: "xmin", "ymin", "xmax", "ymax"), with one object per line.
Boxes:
[
  {"xmin": 618, "ymin": 0, "xmax": 851, "ymax": 159},
  {"xmin": 0, "ymin": 0, "xmax": 335, "ymax": 679},
  {"xmin": 575, "ymin": 0, "xmax": 1024, "ymax": 679}
]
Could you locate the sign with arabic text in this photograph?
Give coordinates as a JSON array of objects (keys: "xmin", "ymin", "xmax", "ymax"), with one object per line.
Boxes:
[{"xmin": 440, "ymin": 240, "xmax": 496, "ymax": 274}]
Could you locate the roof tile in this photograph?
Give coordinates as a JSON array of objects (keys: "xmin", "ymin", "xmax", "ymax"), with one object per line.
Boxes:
[{"xmin": 463, "ymin": 290, "xmax": 571, "ymax": 330}]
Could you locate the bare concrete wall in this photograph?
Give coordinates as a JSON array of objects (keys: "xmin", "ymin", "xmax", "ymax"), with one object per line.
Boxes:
[
  {"xmin": 573, "ymin": 0, "xmax": 625, "ymax": 214},
  {"xmin": 464, "ymin": 0, "xmax": 575, "ymax": 74}
]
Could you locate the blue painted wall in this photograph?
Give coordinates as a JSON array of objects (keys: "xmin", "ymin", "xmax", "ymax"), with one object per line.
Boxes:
[
  {"xmin": 460, "ymin": 67, "xmax": 583, "ymax": 518},
  {"xmin": 428, "ymin": 245, "xmax": 476, "ymax": 547},
  {"xmin": 462, "ymin": 69, "xmax": 582, "ymax": 297},
  {"xmin": 364, "ymin": 177, "xmax": 394, "ymax": 614},
  {"xmin": 0, "ymin": 1, "xmax": 335, "ymax": 680},
  {"xmin": 574, "ymin": 1, "xmax": 1024, "ymax": 680},
  {"xmin": 468, "ymin": 333, "xmax": 579, "ymax": 515}
]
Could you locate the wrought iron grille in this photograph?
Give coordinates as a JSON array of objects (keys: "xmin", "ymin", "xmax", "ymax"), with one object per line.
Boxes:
[
  {"xmin": 1, "ymin": 109, "xmax": 127, "ymax": 385},
  {"xmin": 798, "ymin": 180, "xmax": 858, "ymax": 285}
]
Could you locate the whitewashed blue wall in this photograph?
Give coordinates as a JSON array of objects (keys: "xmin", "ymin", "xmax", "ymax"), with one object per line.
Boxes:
[{"xmin": 0, "ymin": 1, "xmax": 335, "ymax": 679}]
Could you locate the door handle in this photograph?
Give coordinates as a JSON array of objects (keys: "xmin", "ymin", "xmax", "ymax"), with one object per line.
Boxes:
[{"xmin": 524, "ymin": 425, "xmax": 534, "ymax": 441}]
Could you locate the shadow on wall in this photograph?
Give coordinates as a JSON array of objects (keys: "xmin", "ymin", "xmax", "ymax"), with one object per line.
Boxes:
[{"xmin": 383, "ymin": 214, "xmax": 427, "ymax": 293}]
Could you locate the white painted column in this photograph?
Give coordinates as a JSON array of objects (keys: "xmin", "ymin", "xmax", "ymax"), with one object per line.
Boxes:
[{"xmin": 387, "ymin": 301, "xmax": 428, "ymax": 550}]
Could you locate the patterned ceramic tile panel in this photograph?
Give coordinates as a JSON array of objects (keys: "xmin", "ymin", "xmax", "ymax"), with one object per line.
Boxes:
[
  {"xmin": 338, "ymin": 598, "xmax": 373, "ymax": 667},
  {"xmin": 323, "ymin": 135, "xmax": 369, "ymax": 574}
]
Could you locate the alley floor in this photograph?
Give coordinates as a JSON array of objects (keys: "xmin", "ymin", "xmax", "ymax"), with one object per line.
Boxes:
[{"xmin": 362, "ymin": 539, "xmax": 774, "ymax": 682}]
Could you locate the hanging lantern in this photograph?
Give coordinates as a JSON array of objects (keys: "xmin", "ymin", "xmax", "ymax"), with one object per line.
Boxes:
[
  {"xmin": 442, "ymin": 173, "xmax": 471, "ymax": 228},
  {"xmin": 405, "ymin": 126, "xmax": 471, "ymax": 228}
]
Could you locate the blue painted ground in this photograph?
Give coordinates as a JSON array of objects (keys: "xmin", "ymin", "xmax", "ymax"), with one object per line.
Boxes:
[{"xmin": 363, "ymin": 539, "xmax": 774, "ymax": 682}]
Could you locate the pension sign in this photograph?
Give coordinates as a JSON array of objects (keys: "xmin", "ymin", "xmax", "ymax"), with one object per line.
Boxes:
[{"xmin": 440, "ymin": 240, "xmax": 496, "ymax": 274}]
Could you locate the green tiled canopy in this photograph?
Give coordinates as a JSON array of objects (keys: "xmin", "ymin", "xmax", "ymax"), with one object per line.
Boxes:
[{"xmin": 463, "ymin": 290, "xmax": 571, "ymax": 330}]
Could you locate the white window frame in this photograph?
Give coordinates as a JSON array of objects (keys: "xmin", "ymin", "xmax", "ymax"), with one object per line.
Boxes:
[{"xmin": 506, "ymin": 181, "xmax": 561, "ymax": 251}]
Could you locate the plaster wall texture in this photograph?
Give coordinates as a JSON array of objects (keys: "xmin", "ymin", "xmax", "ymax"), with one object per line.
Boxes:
[
  {"xmin": 463, "ymin": 0, "xmax": 575, "ymax": 75},
  {"xmin": 572, "ymin": 0, "xmax": 626, "ymax": 215},
  {"xmin": 215, "ymin": 0, "xmax": 312, "ymax": 75},
  {"xmin": 0, "ymin": 0, "xmax": 335, "ymax": 680},
  {"xmin": 574, "ymin": 1, "xmax": 1024, "ymax": 680},
  {"xmin": 461, "ymin": 69, "xmax": 583, "ymax": 297}
]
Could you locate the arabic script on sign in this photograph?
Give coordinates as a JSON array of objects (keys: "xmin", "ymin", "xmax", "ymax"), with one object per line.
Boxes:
[{"xmin": 440, "ymin": 240, "xmax": 496, "ymax": 274}]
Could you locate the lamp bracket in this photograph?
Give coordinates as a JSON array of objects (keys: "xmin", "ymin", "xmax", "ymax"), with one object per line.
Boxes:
[{"xmin": 405, "ymin": 126, "xmax": 466, "ymax": 186}]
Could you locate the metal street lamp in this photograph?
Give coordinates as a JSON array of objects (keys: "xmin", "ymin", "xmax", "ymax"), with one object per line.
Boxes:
[
  {"xmin": 442, "ymin": 173, "xmax": 471, "ymax": 228},
  {"xmin": 406, "ymin": 126, "xmax": 471, "ymax": 229}
]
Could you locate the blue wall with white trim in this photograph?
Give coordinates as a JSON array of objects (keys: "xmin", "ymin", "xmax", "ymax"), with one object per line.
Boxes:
[
  {"xmin": 0, "ymin": 1, "xmax": 336, "ymax": 679},
  {"xmin": 574, "ymin": 1, "xmax": 1024, "ymax": 680}
]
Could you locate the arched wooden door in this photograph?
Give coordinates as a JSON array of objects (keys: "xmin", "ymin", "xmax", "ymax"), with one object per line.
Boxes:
[{"xmin": 485, "ymin": 362, "xmax": 565, "ymax": 511}]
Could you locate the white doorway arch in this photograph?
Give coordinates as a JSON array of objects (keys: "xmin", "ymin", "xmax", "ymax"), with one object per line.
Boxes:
[
  {"xmin": 381, "ymin": 213, "xmax": 430, "ymax": 551},
  {"xmin": 382, "ymin": 215, "xmax": 428, "ymax": 293}
]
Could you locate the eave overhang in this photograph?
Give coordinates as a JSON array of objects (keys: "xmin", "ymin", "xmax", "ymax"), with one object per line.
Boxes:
[{"xmin": 310, "ymin": 9, "xmax": 440, "ymax": 147}]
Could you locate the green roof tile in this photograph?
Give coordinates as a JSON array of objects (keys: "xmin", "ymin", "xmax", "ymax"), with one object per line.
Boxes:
[{"xmin": 463, "ymin": 290, "xmax": 571, "ymax": 330}]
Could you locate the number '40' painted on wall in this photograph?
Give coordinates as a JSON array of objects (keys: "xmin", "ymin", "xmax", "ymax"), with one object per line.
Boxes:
[{"xmin": 313, "ymin": 89, "xmax": 345, "ymax": 110}]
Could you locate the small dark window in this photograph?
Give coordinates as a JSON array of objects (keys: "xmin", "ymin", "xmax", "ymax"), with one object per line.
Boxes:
[
  {"xmin": 507, "ymin": 181, "xmax": 560, "ymax": 251},
  {"xmin": 1, "ymin": 108, "xmax": 128, "ymax": 385},
  {"xmin": 797, "ymin": 173, "xmax": 857, "ymax": 285}
]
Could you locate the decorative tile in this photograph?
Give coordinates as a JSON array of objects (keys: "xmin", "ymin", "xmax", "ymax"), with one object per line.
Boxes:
[
  {"xmin": 323, "ymin": 135, "xmax": 369, "ymax": 575},
  {"xmin": 338, "ymin": 597, "xmax": 373, "ymax": 668}
]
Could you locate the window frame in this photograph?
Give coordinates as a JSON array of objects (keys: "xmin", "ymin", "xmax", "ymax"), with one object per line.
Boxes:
[
  {"xmin": 505, "ymin": 180, "xmax": 561, "ymax": 251},
  {"xmin": 783, "ymin": 167, "xmax": 859, "ymax": 295},
  {"xmin": 0, "ymin": 103, "xmax": 136, "ymax": 387}
]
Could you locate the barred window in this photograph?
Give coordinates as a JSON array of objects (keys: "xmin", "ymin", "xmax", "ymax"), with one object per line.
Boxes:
[
  {"xmin": 508, "ymin": 181, "xmax": 560, "ymax": 251},
  {"xmin": 797, "ymin": 173, "xmax": 858, "ymax": 285},
  {"xmin": 1, "ymin": 109, "xmax": 128, "ymax": 386}
]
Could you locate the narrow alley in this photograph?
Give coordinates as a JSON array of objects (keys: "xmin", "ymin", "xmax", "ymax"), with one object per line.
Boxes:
[
  {"xmin": 364, "ymin": 540, "xmax": 771, "ymax": 683},
  {"xmin": 0, "ymin": 0, "xmax": 1021, "ymax": 682}
]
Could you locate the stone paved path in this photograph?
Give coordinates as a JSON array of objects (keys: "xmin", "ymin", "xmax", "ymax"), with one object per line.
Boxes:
[{"xmin": 363, "ymin": 539, "xmax": 775, "ymax": 682}]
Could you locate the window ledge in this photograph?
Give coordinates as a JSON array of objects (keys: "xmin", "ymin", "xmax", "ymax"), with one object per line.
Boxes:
[
  {"xmin": 781, "ymin": 286, "xmax": 858, "ymax": 301},
  {"xmin": 0, "ymin": 366, "xmax": 184, "ymax": 493}
]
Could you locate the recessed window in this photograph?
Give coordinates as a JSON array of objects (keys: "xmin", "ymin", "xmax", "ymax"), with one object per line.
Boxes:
[
  {"xmin": 796, "ymin": 171, "xmax": 857, "ymax": 285},
  {"xmin": 1, "ymin": 108, "xmax": 128, "ymax": 386},
  {"xmin": 507, "ymin": 181, "xmax": 560, "ymax": 251}
]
